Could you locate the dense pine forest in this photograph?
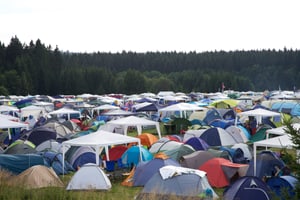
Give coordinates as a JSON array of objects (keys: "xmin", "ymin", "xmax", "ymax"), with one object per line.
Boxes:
[{"xmin": 0, "ymin": 36, "xmax": 299, "ymax": 96}]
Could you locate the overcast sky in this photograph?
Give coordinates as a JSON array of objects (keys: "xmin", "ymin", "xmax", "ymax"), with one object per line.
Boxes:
[{"xmin": 1, "ymin": 0, "xmax": 299, "ymax": 53}]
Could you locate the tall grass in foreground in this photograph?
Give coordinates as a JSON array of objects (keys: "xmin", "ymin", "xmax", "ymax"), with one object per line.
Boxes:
[
  {"xmin": 0, "ymin": 169, "xmax": 142, "ymax": 200},
  {"xmin": 0, "ymin": 169, "xmax": 224, "ymax": 200}
]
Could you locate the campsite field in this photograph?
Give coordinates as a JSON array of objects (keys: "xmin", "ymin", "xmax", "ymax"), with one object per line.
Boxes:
[
  {"xmin": 0, "ymin": 170, "xmax": 224, "ymax": 200},
  {"xmin": 0, "ymin": 124, "xmax": 228, "ymax": 200}
]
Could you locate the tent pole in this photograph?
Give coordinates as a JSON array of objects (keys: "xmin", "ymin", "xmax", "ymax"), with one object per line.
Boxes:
[
  {"xmin": 138, "ymin": 140, "xmax": 142, "ymax": 162},
  {"xmin": 62, "ymin": 145, "xmax": 65, "ymax": 177},
  {"xmin": 253, "ymin": 143, "xmax": 256, "ymax": 176}
]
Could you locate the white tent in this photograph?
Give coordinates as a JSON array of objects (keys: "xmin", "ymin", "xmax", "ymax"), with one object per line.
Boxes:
[
  {"xmin": 0, "ymin": 105, "xmax": 19, "ymax": 114},
  {"xmin": 62, "ymin": 130, "xmax": 141, "ymax": 174},
  {"xmin": 0, "ymin": 117, "xmax": 28, "ymax": 140},
  {"xmin": 66, "ymin": 163, "xmax": 111, "ymax": 190},
  {"xmin": 20, "ymin": 105, "xmax": 46, "ymax": 119},
  {"xmin": 0, "ymin": 117, "xmax": 28, "ymax": 129},
  {"xmin": 101, "ymin": 116, "xmax": 161, "ymax": 138},
  {"xmin": 253, "ymin": 134, "xmax": 295, "ymax": 176},
  {"xmin": 158, "ymin": 102, "xmax": 204, "ymax": 118},
  {"xmin": 266, "ymin": 123, "xmax": 300, "ymax": 138},
  {"xmin": 235, "ymin": 108, "xmax": 281, "ymax": 125},
  {"xmin": 48, "ymin": 108, "xmax": 81, "ymax": 120},
  {"xmin": 91, "ymin": 104, "xmax": 120, "ymax": 116}
]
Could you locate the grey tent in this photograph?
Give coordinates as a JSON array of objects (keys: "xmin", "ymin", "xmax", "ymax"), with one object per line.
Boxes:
[{"xmin": 136, "ymin": 165, "xmax": 218, "ymax": 199}]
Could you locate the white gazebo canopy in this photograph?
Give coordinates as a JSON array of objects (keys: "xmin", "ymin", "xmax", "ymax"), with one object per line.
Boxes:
[
  {"xmin": 101, "ymin": 116, "xmax": 161, "ymax": 138},
  {"xmin": 61, "ymin": 130, "xmax": 141, "ymax": 174},
  {"xmin": 158, "ymin": 102, "xmax": 204, "ymax": 119},
  {"xmin": 48, "ymin": 108, "xmax": 81, "ymax": 120},
  {"xmin": 236, "ymin": 108, "xmax": 281, "ymax": 125},
  {"xmin": 253, "ymin": 134, "xmax": 295, "ymax": 176}
]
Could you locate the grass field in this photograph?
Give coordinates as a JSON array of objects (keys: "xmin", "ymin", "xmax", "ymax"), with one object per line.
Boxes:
[{"xmin": 0, "ymin": 123, "xmax": 227, "ymax": 200}]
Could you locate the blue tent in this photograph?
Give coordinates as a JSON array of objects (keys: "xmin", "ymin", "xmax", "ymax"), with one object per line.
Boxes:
[
  {"xmin": 133, "ymin": 157, "xmax": 180, "ymax": 186},
  {"xmin": 246, "ymin": 151, "xmax": 286, "ymax": 179},
  {"xmin": 0, "ymin": 154, "xmax": 46, "ymax": 174},
  {"xmin": 121, "ymin": 146, "xmax": 153, "ymax": 167},
  {"xmin": 25, "ymin": 126, "xmax": 57, "ymax": 146},
  {"xmin": 200, "ymin": 127, "xmax": 238, "ymax": 146},
  {"xmin": 267, "ymin": 175, "xmax": 298, "ymax": 199},
  {"xmin": 223, "ymin": 176, "xmax": 272, "ymax": 200},
  {"xmin": 184, "ymin": 137, "xmax": 209, "ymax": 151},
  {"xmin": 41, "ymin": 151, "xmax": 74, "ymax": 175}
]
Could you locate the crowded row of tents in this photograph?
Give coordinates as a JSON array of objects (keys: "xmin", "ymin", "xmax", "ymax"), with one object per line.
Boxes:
[{"xmin": 0, "ymin": 97, "xmax": 299, "ymax": 199}]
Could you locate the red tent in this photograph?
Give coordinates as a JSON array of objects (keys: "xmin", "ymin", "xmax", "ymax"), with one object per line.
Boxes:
[
  {"xmin": 103, "ymin": 145, "xmax": 128, "ymax": 161},
  {"xmin": 199, "ymin": 157, "xmax": 249, "ymax": 188}
]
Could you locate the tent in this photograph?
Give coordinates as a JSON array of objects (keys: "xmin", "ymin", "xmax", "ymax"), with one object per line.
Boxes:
[
  {"xmin": 210, "ymin": 99, "xmax": 240, "ymax": 108},
  {"xmin": 200, "ymin": 127, "xmax": 239, "ymax": 146},
  {"xmin": 7, "ymin": 165, "xmax": 64, "ymax": 189},
  {"xmin": 158, "ymin": 102, "xmax": 204, "ymax": 119},
  {"xmin": 223, "ymin": 176, "xmax": 272, "ymax": 200},
  {"xmin": 20, "ymin": 105, "xmax": 46, "ymax": 119},
  {"xmin": 136, "ymin": 133, "xmax": 158, "ymax": 148},
  {"xmin": 91, "ymin": 104, "xmax": 120, "ymax": 116},
  {"xmin": 62, "ymin": 130, "xmax": 141, "ymax": 174},
  {"xmin": 3, "ymin": 139, "xmax": 36, "ymax": 154},
  {"xmin": 225, "ymin": 125, "xmax": 249, "ymax": 143},
  {"xmin": 136, "ymin": 165, "xmax": 218, "ymax": 199},
  {"xmin": 0, "ymin": 153, "xmax": 46, "ymax": 174},
  {"xmin": 236, "ymin": 108, "xmax": 281, "ymax": 126},
  {"xmin": 66, "ymin": 163, "xmax": 111, "ymax": 190},
  {"xmin": 48, "ymin": 108, "xmax": 81, "ymax": 121},
  {"xmin": 180, "ymin": 150, "xmax": 215, "ymax": 169},
  {"xmin": 162, "ymin": 143, "xmax": 195, "ymax": 162},
  {"xmin": 149, "ymin": 139, "xmax": 183, "ymax": 154},
  {"xmin": 26, "ymin": 126, "xmax": 58, "ymax": 146},
  {"xmin": 199, "ymin": 157, "xmax": 249, "ymax": 188},
  {"xmin": 252, "ymin": 136, "xmax": 294, "ymax": 176},
  {"xmin": 266, "ymin": 175, "xmax": 298, "ymax": 198},
  {"xmin": 101, "ymin": 116, "xmax": 161, "ymax": 138},
  {"xmin": 184, "ymin": 137, "xmax": 209, "ymax": 151},
  {"xmin": 133, "ymin": 157, "xmax": 180, "ymax": 186},
  {"xmin": 42, "ymin": 121, "xmax": 73, "ymax": 139},
  {"xmin": 0, "ymin": 117, "xmax": 28, "ymax": 142},
  {"xmin": 132, "ymin": 102, "xmax": 159, "ymax": 112},
  {"xmin": 121, "ymin": 145, "xmax": 153, "ymax": 167}
]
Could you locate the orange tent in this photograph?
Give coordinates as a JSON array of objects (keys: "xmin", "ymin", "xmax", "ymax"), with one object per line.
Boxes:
[{"xmin": 136, "ymin": 133, "xmax": 158, "ymax": 148}]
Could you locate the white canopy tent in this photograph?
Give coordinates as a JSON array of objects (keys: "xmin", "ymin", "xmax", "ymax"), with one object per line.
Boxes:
[
  {"xmin": 62, "ymin": 130, "xmax": 141, "ymax": 175},
  {"xmin": 48, "ymin": 108, "xmax": 81, "ymax": 120},
  {"xmin": 91, "ymin": 104, "xmax": 120, "ymax": 116},
  {"xmin": 266, "ymin": 123, "xmax": 300, "ymax": 138},
  {"xmin": 235, "ymin": 108, "xmax": 281, "ymax": 126},
  {"xmin": 253, "ymin": 134, "xmax": 295, "ymax": 176},
  {"xmin": 0, "ymin": 105, "xmax": 19, "ymax": 115},
  {"xmin": 158, "ymin": 102, "xmax": 205, "ymax": 119},
  {"xmin": 101, "ymin": 116, "xmax": 161, "ymax": 138},
  {"xmin": 0, "ymin": 117, "xmax": 28, "ymax": 140},
  {"xmin": 20, "ymin": 105, "xmax": 46, "ymax": 119}
]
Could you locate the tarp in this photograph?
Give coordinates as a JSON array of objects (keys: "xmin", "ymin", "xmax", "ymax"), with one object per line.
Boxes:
[
  {"xmin": 62, "ymin": 130, "xmax": 141, "ymax": 174},
  {"xmin": 102, "ymin": 116, "xmax": 161, "ymax": 138}
]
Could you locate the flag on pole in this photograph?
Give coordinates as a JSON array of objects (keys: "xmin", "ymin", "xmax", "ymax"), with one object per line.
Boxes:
[{"xmin": 221, "ymin": 82, "xmax": 225, "ymax": 91}]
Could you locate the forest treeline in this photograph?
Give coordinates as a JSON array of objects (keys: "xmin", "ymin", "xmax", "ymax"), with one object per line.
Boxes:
[{"xmin": 0, "ymin": 36, "xmax": 299, "ymax": 96}]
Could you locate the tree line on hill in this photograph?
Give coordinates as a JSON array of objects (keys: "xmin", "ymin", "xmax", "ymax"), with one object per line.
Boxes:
[{"xmin": 0, "ymin": 36, "xmax": 299, "ymax": 96}]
